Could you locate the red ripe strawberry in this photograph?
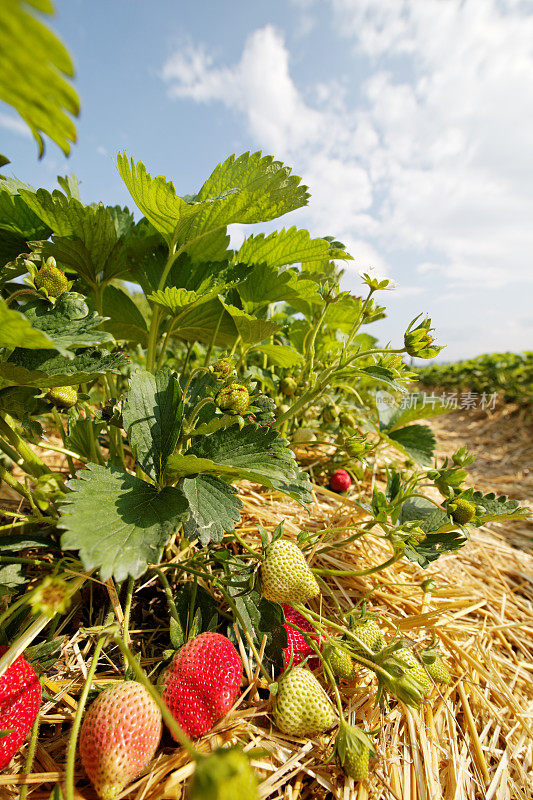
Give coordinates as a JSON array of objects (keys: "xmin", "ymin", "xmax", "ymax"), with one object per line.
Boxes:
[
  {"xmin": 329, "ymin": 469, "xmax": 351, "ymax": 493},
  {"xmin": 79, "ymin": 681, "xmax": 162, "ymax": 800},
  {"xmin": 0, "ymin": 645, "xmax": 41, "ymax": 771},
  {"xmin": 281, "ymin": 604, "xmax": 321, "ymax": 671},
  {"xmin": 160, "ymin": 632, "xmax": 243, "ymax": 739}
]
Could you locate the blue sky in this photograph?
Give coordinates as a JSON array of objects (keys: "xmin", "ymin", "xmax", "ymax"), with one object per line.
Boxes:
[{"xmin": 1, "ymin": 0, "xmax": 532, "ymax": 361}]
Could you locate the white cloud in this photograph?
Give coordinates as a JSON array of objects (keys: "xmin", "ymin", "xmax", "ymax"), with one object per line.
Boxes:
[
  {"xmin": 161, "ymin": 1, "xmax": 533, "ymax": 299},
  {"xmin": 0, "ymin": 112, "xmax": 31, "ymax": 139}
]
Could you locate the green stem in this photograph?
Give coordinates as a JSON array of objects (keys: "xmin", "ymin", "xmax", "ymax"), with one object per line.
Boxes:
[
  {"xmin": 153, "ymin": 568, "xmax": 181, "ymax": 630},
  {"xmin": 92, "ymin": 283, "xmax": 104, "ymax": 315},
  {"xmin": 146, "ymin": 307, "xmax": 161, "ymax": 373},
  {"xmin": 229, "ymin": 335, "xmax": 241, "ymax": 359},
  {"xmin": 0, "ymin": 464, "xmax": 44, "ymax": 510},
  {"xmin": 311, "ymin": 552, "xmax": 400, "ymax": 577},
  {"xmin": 181, "ymin": 339, "xmax": 196, "ymax": 377},
  {"xmin": 65, "ymin": 635, "xmax": 106, "ymax": 800},
  {"xmin": 0, "ymin": 594, "xmax": 30, "ymax": 629},
  {"xmin": 215, "ymin": 583, "xmax": 271, "ymax": 683},
  {"xmin": 111, "ymin": 635, "xmax": 198, "ymax": 757},
  {"xmin": 293, "ymin": 605, "xmax": 392, "ymax": 679},
  {"xmin": 80, "ymin": 398, "xmax": 104, "ymax": 466},
  {"xmin": 304, "ymin": 302, "xmax": 330, "ymax": 380},
  {"xmin": 231, "ymin": 530, "xmax": 263, "ymax": 560},
  {"xmin": 182, "ymin": 397, "xmax": 216, "ymax": 434},
  {"xmin": 156, "ymin": 320, "xmax": 177, "ymax": 371},
  {"xmin": 6, "ymin": 288, "xmax": 41, "ymax": 306},
  {"xmin": 203, "ymin": 310, "xmax": 224, "ymax": 367},
  {"xmin": 342, "ymin": 287, "xmax": 374, "ymax": 356},
  {"xmin": 122, "ymin": 577, "xmax": 135, "ymax": 652},
  {"xmin": 0, "ymin": 415, "xmax": 50, "ymax": 478},
  {"xmin": 0, "ymin": 435, "xmax": 21, "ymax": 466},
  {"xmin": 146, "ymin": 243, "xmax": 183, "ymax": 373}
]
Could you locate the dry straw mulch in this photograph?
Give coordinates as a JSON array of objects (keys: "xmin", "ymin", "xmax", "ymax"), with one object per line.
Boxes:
[
  {"xmin": 1, "ymin": 483, "xmax": 532, "ymax": 800},
  {"xmin": 1, "ymin": 405, "xmax": 532, "ymax": 800}
]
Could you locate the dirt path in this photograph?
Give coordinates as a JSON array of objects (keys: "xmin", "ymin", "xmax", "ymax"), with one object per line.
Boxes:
[{"xmin": 427, "ymin": 402, "xmax": 533, "ymax": 551}]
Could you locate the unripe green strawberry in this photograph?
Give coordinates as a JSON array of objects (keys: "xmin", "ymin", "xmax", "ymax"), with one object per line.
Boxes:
[
  {"xmin": 339, "ymin": 411, "xmax": 356, "ymax": 428},
  {"xmin": 47, "ymin": 385, "xmax": 78, "ymax": 409},
  {"xmin": 322, "ymin": 404, "xmax": 338, "ymax": 423},
  {"xmin": 261, "ymin": 539, "xmax": 320, "ymax": 604},
  {"xmin": 79, "ymin": 681, "xmax": 162, "ymax": 800},
  {"xmin": 404, "ymin": 316, "xmax": 442, "ymax": 359},
  {"xmin": 325, "ymin": 644, "xmax": 354, "ymax": 680},
  {"xmin": 272, "ymin": 667, "xmax": 336, "ymax": 736},
  {"xmin": 352, "ymin": 619, "xmax": 384, "ymax": 656},
  {"xmin": 190, "ymin": 747, "xmax": 258, "ymax": 800},
  {"xmin": 449, "ymin": 498, "xmax": 476, "ymax": 525},
  {"xmin": 335, "ymin": 720, "xmax": 375, "ymax": 781},
  {"xmin": 343, "ymin": 743, "xmax": 369, "ymax": 780},
  {"xmin": 423, "ymin": 655, "xmax": 451, "ymax": 684},
  {"xmin": 280, "ymin": 377, "xmax": 297, "ymax": 397},
  {"xmin": 34, "ymin": 257, "xmax": 68, "ymax": 298},
  {"xmin": 211, "ymin": 358, "xmax": 234, "ymax": 380},
  {"xmin": 394, "ymin": 648, "xmax": 432, "ymax": 695},
  {"xmin": 216, "ymin": 383, "xmax": 250, "ymax": 415}
]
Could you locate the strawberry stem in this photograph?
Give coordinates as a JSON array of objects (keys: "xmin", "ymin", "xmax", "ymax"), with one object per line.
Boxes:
[
  {"xmin": 111, "ymin": 634, "xmax": 199, "ymax": 758},
  {"xmin": 65, "ymin": 634, "xmax": 107, "ymax": 800}
]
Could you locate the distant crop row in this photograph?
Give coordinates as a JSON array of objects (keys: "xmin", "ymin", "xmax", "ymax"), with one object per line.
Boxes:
[{"xmin": 417, "ymin": 352, "xmax": 533, "ymax": 405}]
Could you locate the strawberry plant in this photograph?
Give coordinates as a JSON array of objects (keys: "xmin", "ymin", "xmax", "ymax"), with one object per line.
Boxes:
[{"xmin": 0, "ymin": 147, "xmax": 530, "ymax": 799}]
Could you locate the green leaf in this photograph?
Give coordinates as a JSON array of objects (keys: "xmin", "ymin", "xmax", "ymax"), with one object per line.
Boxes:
[
  {"xmin": 235, "ymin": 227, "xmax": 352, "ymax": 268},
  {"xmin": 117, "ymin": 151, "xmax": 309, "ymax": 247},
  {"xmin": 399, "ymin": 497, "xmax": 468, "ymax": 567},
  {"xmin": 0, "ymin": 0, "xmax": 79, "ymax": 156},
  {"xmin": 162, "ymin": 295, "xmax": 277, "ymax": 348},
  {"xmin": 249, "ymin": 343, "xmax": 303, "ymax": 368},
  {"xmin": 0, "ymin": 385, "xmax": 48, "ymax": 417},
  {"xmin": 116, "ymin": 154, "xmax": 187, "ymax": 240},
  {"xmin": 20, "ymin": 191, "xmax": 118, "ymax": 282},
  {"xmin": 59, "ymin": 464, "xmax": 189, "ymax": 581},
  {"xmin": 16, "ymin": 294, "xmax": 115, "ymax": 352},
  {"xmin": 65, "ymin": 419, "xmax": 106, "ymax": 460},
  {"xmin": 48, "ymin": 784, "xmax": 65, "ymax": 800},
  {"xmin": 172, "ymin": 583, "xmax": 220, "ymax": 646},
  {"xmin": 101, "ymin": 285, "xmax": 148, "ymax": 345},
  {"xmin": 0, "ymin": 531, "xmax": 52, "ymax": 552},
  {"xmin": 219, "ymin": 299, "xmax": 280, "ymax": 344},
  {"xmin": 0, "ymin": 347, "xmax": 127, "ymax": 387},
  {"xmin": 0, "ymin": 562, "xmax": 25, "ymax": 591},
  {"xmin": 0, "ymin": 187, "xmax": 51, "ymax": 240},
  {"xmin": 0, "ymin": 296, "xmax": 58, "ymax": 350},
  {"xmin": 225, "ymin": 584, "xmax": 287, "ymax": 670},
  {"xmin": 237, "ymin": 264, "xmax": 321, "ymax": 312},
  {"xmin": 123, "ymin": 369, "xmax": 183, "ymax": 483},
  {"xmin": 380, "ymin": 393, "xmax": 452, "ymax": 431},
  {"xmin": 356, "ymin": 366, "xmax": 407, "ymax": 393},
  {"xmin": 56, "ymin": 174, "xmax": 82, "ymax": 200},
  {"xmin": 470, "ymin": 490, "xmax": 530, "ymax": 524},
  {"xmin": 385, "ymin": 425, "xmax": 437, "ymax": 466},
  {"xmin": 24, "ymin": 637, "xmax": 63, "ymax": 672},
  {"xmin": 179, "ymin": 474, "xmax": 242, "ymax": 545},
  {"xmin": 165, "ymin": 424, "xmax": 312, "ymax": 505},
  {"xmin": 147, "ymin": 286, "xmax": 205, "ymax": 315}
]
